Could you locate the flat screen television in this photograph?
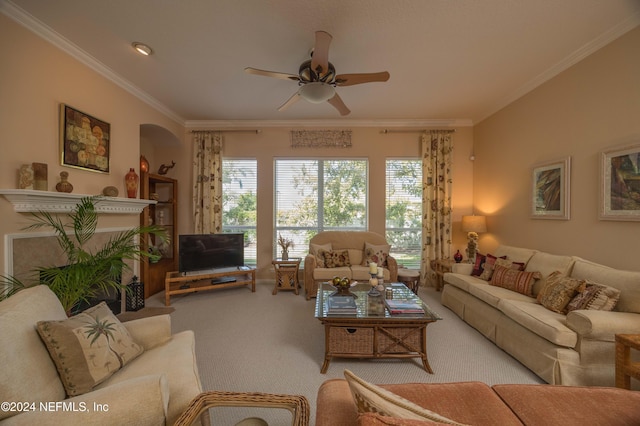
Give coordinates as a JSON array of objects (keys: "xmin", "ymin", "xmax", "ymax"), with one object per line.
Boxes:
[{"xmin": 178, "ymin": 233, "xmax": 245, "ymax": 274}]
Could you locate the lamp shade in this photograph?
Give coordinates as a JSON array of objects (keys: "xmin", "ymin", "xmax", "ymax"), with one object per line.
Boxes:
[{"xmin": 462, "ymin": 215, "xmax": 487, "ymax": 233}]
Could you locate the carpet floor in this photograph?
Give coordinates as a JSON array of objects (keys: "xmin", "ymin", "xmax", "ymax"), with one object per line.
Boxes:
[{"xmin": 144, "ymin": 281, "xmax": 543, "ymax": 425}]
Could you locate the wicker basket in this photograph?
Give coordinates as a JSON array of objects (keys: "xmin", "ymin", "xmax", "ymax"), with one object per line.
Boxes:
[
  {"xmin": 328, "ymin": 327, "xmax": 373, "ymax": 354},
  {"xmin": 377, "ymin": 327, "xmax": 422, "ymax": 353}
]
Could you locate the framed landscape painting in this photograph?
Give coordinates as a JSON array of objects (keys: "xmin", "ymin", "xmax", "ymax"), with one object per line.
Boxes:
[
  {"xmin": 59, "ymin": 104, "xmax": 110, "ymax": 173},
  {"xmin": 600, "ymin": 143, "xmax": 640, "ymax": 221},
  {"xmin": 531, "ymin": 157, "xmax": 571, "ymax": 220}
]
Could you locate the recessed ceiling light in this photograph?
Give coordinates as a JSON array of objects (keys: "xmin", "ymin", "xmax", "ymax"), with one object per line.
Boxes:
[{"xmin": 132, "ymin": 42, "xmax": 152, "ymax": 56}]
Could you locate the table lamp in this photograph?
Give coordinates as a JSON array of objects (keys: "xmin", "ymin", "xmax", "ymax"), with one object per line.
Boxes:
[{"xmin": 462, "ymin": 215, "xmax": 487, "ymax": 263}]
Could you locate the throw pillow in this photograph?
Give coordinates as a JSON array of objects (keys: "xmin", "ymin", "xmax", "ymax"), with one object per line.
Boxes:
[
  {"xmin": 320, "ymin": 249, "xmax": 351, "ymax": 268},
  {"xmin": 490, "ymin": 265, "xmax": 542, "ymax": 297},
  {"xmin": 311, "ymin": 243, "xmax": 332, "ymax": 268},
  {"xmin": 344, "ymin": 370, "xmax": 468, "ymax": 425},
  {"xmin": 471, "ymin": 253, "xmax": 486, "ymax": 276},
  {"xmin": 536, "ymin": 271, "xmax": 585, "ymax": 314},
  {"xmin": 478, "ymin": 258, "xmax": 526, "ymax": 281},
  {"xmin": 477, "ymin": 254, "xmax": 507, "ymax": 281},
  {"xmin": 566, "ymin": 281, "xmax": 621, "ymax": 312},
  {"xmin": 36, "ymin": 302, "xmax": 144, "ymax": 397},
  {"xmin": 362, "ymin": 242, "xmax": 391, "ymax": 268}
]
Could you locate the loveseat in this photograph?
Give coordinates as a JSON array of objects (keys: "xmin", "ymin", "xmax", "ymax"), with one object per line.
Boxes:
[
  {"xmin": 315, "ymin": 370, "xmax": 640, "ymax": 425},
  {"xmin": 0, "ymin": 285, "xmax": 207, "ymax": 425},
  {"xmin": 440, "ymin": 245, "xmax": 640, "ymax": 387},
  {"xmin": 304, "ymin": 231, "xmax": 399, "ymax": 300}
]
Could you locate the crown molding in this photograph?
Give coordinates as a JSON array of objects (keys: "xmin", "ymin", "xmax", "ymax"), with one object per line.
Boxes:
[
  {"xmin": 476, "ymin": 12, "xmax": 640, "ymax": 124},
  {"xmin": 0, "ymin": 0, "xmax": 185, "ymax": 125},
  {"xmin": 0, "ymin": 190, "xmax": 155, "ymax": 214},
  {"xmin": 184, "ymin": 118, "xmax": 473, "ymax": 130}
]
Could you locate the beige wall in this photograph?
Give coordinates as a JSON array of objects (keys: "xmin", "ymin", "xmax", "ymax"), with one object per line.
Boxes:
[
  {"xmin": 0, "ymin": 15, "xmax": 185, "ymax": 275},
  {"xmin": 473, "ymin": 27, "xmax": 640, "ymax": 272}
]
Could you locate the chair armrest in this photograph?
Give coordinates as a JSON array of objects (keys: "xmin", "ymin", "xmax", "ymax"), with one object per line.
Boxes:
[
  {"xmin": 123, "ymin": 314, "xmax": 172, "ymax": 350},
  {"xmin": 566, "ymin": 310, "xmax": 640, "ymax": 340},
  {"xmin": 451, "ymin": 263, "xmax": 473, "ymax": 275},
  {"xmin": 303, "ymin": 254, "xmax": 316, "ymax": 299},
  {"xmin": 1, "ymin": 375, "xmax": 169, "ymax": 426},
  {"xmin": 174, "ymin": 391, "xmax": 310, "ymax": 426},
  {"xmin": 386, "ymin": 255, "xmax": 398, "ymax": 282}
]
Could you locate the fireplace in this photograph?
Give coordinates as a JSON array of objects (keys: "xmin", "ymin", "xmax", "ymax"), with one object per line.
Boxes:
[{"xmin": 7, "ymin": 229, "xmax": 135, "ymax": 314}]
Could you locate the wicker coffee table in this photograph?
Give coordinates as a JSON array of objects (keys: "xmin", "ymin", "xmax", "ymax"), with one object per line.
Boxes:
[{"xmin": 315, "ymin": 282, "xmax": 441, "ymax": 374}]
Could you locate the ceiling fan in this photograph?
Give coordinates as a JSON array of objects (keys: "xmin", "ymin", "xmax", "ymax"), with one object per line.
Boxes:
[{"xmin": 245, "ymin": 31, "xmax": 390, "ymax": 116}]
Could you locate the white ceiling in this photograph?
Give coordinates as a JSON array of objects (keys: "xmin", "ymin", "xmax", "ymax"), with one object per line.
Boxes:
[{"xmin": 3, "ymin": 0, "xmax": 640, "ymax": 126}]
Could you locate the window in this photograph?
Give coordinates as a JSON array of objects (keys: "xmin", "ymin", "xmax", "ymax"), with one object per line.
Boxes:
[
  {"xmin": 222, "ymin": 159, "xmax": 257, "ymax": 265},
  {"xmin": 386, "ymin": 159, "xmax": 422, "ymax": 269},
  {"xmin": 275, "ymin": 159, "xmax": 368, "ymax": 258}
]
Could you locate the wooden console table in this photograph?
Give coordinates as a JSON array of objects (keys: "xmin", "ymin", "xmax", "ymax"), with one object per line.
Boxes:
[{"xmin": 164, "ymin": 268, "xmax": 255, "ymax": 306}]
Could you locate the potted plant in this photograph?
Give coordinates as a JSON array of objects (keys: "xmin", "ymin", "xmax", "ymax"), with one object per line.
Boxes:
[{"xmin": 0, "ymin": 196, "xmax": 167, "ymax": 315}]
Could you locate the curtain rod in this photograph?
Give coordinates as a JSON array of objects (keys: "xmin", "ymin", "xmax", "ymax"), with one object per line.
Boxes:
[
  {"xmin": 189, "ymin": 129, "xmax": 261, "ymax": 134},
  {"xmin": 380, "ymin": 129, "xmax": 456, "ymax": 134}
]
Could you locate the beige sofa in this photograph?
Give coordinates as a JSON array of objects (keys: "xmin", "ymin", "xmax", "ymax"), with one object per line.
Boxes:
[
  {"xmin": 304, "ymin": 231, "xmax": 398, "ymax": 300},
  {"xmin": 441, "ymin": 245, "xmax": 640, "ymax": 387},
  {"xmin": 0, "ymin": 285, "xmax": 206, "ymax": 425}
]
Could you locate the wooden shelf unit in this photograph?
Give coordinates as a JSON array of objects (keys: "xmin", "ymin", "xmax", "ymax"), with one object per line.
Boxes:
[
  {"xmin": 140, "ymin": 172, "xmax": 178, "ymax": 298},
  {"xmin": 164, "ymin": 268, "xmax": 256, "ymax": 306}
]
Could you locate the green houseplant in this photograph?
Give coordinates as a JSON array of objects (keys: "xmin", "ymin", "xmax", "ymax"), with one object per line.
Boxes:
[{"xmin": 0, "ymin": 196, "xmax": 167, "ymax": 315}]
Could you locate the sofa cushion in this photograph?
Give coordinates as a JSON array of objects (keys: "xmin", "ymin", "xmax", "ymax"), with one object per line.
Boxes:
[
  {"xmin": 566, "ymin": 281, "xmax": 620, "ymax": 312},
  {"xmin": 525, "ymin": 252, "xmax": 575, "ymax": 296},
  {"xmin": 363, "ymin": 242, "xmax": 391, "ymax": 268},
  {"xmin": 468, "ymin": 282, "xmax": 536, "ymax": 308},
  {"xmin": 311, "ymin": 243, "xmax": 332, "ymax": 267},
  {"xmin": 470, "ymin": 253, "xmax": 486, "ymax": 276},
  {"xmin": 494, "ymin": 245, "xmax": 536, "ymax": 265},
  {"xmin": 489, "ymin": 265, "xmax": 541, "ymax": 296},
  {"xmin": 443, "ymin": 273, "xmax": 485, "ymax": 293},
  {"xmin": 493, "ymin": 383, "xmax": 640, "ymax": 426},
  {"xmin": 36, "ymin": 302, "xmax": 144, "ymax": 396},
  {"xmin": 352, "ymin": 265, "xmax": 390, "ymax": 281},
  {"xmin": 570, "ymin": 258, "xmax": 640, "ymax": 313},
  {"xmin": 320, "ymin": 249, "xmax": 352, "ymax": 268},
  {"xmin": 477, "ymin": 254, "xmax": 505, "ymax": 280},
  {"xmin": 314, "ymin": 266, "xmax": 353, "ymax": 281},
  {"xmin": 0, "ymin": 285, "xmax": 68, "ymax": 421},
  {"xmin": 343, "ymin": 370, "xmax": 467, "ymax": 425},
  {"xmin": 498, "ymin": 299, "xmax": 578, "ymax": 348},
  {"xmin": 536, "ymin": 271, "xmax": 584, "ymax": 314}
]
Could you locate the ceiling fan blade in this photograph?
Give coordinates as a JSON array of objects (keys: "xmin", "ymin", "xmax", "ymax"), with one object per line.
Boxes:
[
  {"xmin": 277, "ymin": 92, "xmax": 302, "ymax": 111},
  {"xmin": 327, "ymin": 92, "xmax": 350, "ymax": 116},
  {"xmin": 311, "ymin": 31, "xmax": 332, "ymax": 75},
  {"xmin": 334, "ymin": 71, "xmax": 390, "ymax": 87},
  {"xmin": 245, "ymin": 67, "xmax": 299, "ymax": 82}
]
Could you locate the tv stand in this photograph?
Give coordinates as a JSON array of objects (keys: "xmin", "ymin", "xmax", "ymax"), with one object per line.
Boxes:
[{"xmin": 164, "ymin": 268, "xmax": 255, "ymax": 306}]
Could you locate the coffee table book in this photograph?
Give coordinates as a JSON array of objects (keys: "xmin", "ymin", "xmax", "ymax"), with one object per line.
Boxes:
[
  {"xmin": 327, "ymin": 295, "xmax": 358, "ymax": 315},
  {"xmin": 384, "ymin": 299, "xmax": 425, "ymax": 314}
]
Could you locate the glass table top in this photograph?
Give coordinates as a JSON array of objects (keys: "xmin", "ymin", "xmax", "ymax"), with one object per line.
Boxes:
[{"xmin": 315, "ymin": 282, "xmax": 441, "ymax": 320}]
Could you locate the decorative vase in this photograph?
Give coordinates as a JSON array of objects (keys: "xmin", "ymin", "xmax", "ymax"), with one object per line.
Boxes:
[
  {"xmin": 125, "ymin": 168, "xmax": 139, "ymax": 198},
  {"xmin": 55, "ymin": 171, "xmax": 73, "ymax": 193},
  {"xmin": 454, "ymin": 250, "xmax": 463, "ymax": 263},
  {"xmin": 281, "ymin": 249, "xmax": 289, "ymax": 260}
]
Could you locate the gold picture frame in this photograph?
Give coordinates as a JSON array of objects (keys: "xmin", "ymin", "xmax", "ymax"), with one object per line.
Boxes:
[
  {"xmin": 59, "ymin": 104, "xmax": 110, "ymax": 173},
  {"xmin": 531, "ymin": 157, "xmax": 571, "ymax": 220},
  {"xmin": 600, "ymin": 143, "xmax": 640, "ymax": 221}
]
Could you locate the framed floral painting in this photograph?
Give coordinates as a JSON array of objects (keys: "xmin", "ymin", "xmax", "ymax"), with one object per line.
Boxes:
[
  {"xmin": 531, "ymin": 157, "xmax": 571, "ymax": 220},
  {"xmin": 600, "ymin": 143, "xmax": 640, "ymax": 221},
  {"xmin": 59, "ymin": 104, "xmax": 110, "ymax": 173}
]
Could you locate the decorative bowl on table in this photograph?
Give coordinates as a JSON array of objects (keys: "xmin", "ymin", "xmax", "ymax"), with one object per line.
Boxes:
[{"xmin": 330, "ymin": 276, "xmax": 357, "ymax": 297}]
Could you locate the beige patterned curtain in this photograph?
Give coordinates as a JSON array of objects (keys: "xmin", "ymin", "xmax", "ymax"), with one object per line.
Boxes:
[
  {"xmin": 420, "ymin": 131, "xmax": 454, "ymax": 287},
  {"xmin": 192, "ymin": 131, "xmax": 223, "ymax": 234}
]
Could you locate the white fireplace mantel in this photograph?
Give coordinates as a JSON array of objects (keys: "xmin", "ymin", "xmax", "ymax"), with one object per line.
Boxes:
[{"xmin": 0, "ymin": 189, "xmax": 155, "ymax": 214}]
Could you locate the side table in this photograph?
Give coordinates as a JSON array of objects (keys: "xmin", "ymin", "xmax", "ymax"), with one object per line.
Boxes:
[
  {"xmin": 272, "ymin": 258, "xmax": 302, "ymax": 295},
  {"xmin": 397, "ymin": 268, "xmax": 421, "ymax": 294},
  {"xmin": 615, "ymin": 334, "xmax": 640, "ymax": 389},
  {"xmin": 430, "ymin": 258, "xmax": 456, "ymax": 291}
]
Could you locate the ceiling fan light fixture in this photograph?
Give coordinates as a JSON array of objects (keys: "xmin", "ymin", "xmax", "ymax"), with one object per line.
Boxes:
[
  {"xmin": 298, "ymin": 82, "xmax": 335, "ymax": 103},
  {"xmin": 132, "ymin": 42, "xmax": 153, "ymax": 56}
]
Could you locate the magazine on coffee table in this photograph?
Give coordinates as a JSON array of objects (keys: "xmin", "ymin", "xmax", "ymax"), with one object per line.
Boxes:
[{"xmin": 384, "ymin": 299, "xmax": 424, "ymax": 314}]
